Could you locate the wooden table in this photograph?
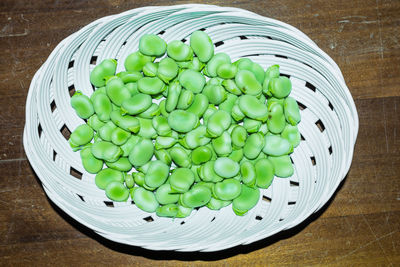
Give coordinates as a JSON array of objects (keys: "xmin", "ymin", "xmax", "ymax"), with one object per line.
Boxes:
[{"xmin": 1, "ymin": 0, "xmax": 399, "ymax": 265}]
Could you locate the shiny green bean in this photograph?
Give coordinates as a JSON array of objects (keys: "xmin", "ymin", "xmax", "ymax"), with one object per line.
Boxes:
[
  {"xmin": 232, "ymin": 185, "xmax": 260, "ymax": 216},
  {"xmin": 109, "ymin": 110, "xmax": 140, "ymax": 133},
  {"xmin": 186, "ymin": 93, "xmax": 209, "ymax": 117},
  {"xmin": 169, "ymin": 146, "xmax": 191, "ymax": 168},
  {"xmin": 121, "ymin": 93, "xmax": 152, "ymax": 115},
  {"xmin": 284, "ymin": 97, "xmax": 301, "ymax": 125},
  {"xmin": 255, "ymin": 158, "xmax": 275, "ymax": 188},
  {"xmin": 169, "ymin": 168, "xmax": 195, "ymax": 193},
  {"xmin": 180, "ymin": 184, "xmax": 211, "ymax": 208},
  {"xmin": 90, "ymin": 59, "xmax": 117, "ymax": 88},
  {"xmin": 191, "ymin": 146, "xmax": 212, "ymax": 165},
  {"xmin": 139, "ymin": 34, "xmax": 167, "ymax": 57},
  {"xmin": 213, "ymin": 178, "xmax": 241, "ymax": 200},
  {"xmin": 95, "ymin": 168, "xmax": 124, "ymax": 190},
  {"xmin": 124, "ymin": 51, "xmax": 154, "ymax": 72},
  {"xmin": 177, "ymin": 89, "xmax": 194, "ymax": 110},
  {"xmin": 167, "ymin": 40, "xmax": 193, "ymax": 61},
  {"xmin": 91, "ymin": 141, "xmax": 122, "ymax": 162},
  {"xmin": 179, "ymin": 69, "xmax": 206, "ymax": 93},
  {"xmin": 80, "ymin": 145, "xmax": 103, "ymax": 174},
  {"xmin": 168, "ymin": 110, "xmax": 198, "ymax": 133},
  {"xmin": 269, "ymin": 155, "xmax": 294, "ymax": 178},
  {"xmin": 155, "ymin": 183, "xmax": 180, "ymax": 205},
  {"xmin": 281, "ymin": 124, "xmax": 301, "ymax": 148},
  {"xmin": 243, "ymin": 133, "xmax": 265, "ymax": 160},
  {"xmin": 71, "ymin": 91, "xmax": 94, "ymax": 119},
  {"xmin": 69, "ymin": 124, "xmax": 94, "ymax": 150},
  {"xmin": 214, "ymin": 157, "xmax": 239, "ymax": 178},
  {"xmin": 212, "ymin": 131, "xmax": 232, "ymax": 156},
  {"xmin": 111, "ymin": 127, "xmax": 131, "ymax": 146},
  {"xmin": 128, "ymin": 138, "xmax": 154, "ymax": 167},
  {"xmin": 157, "ymin": 57, "xmax": 178, "ymax": 83},
  {"xmin": 132, "ymin": 187, "xmax": 159, "ymax": 212},
  {"xmin": 190, "ymin": 31, "xmax": 214, "ymax": 63},
  {"xmin": 105, "ymin": 157, "xmax": 132, "ymax": 172},
  {"xmin": 206, "ymin": 110, "xmax": 231, "ymax": 137}
]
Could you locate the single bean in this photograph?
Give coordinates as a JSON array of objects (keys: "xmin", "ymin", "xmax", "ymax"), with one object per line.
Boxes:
[
  {"xmin": 109, "ymin": 110, "xmax": 140, "ymax": 133},
  {"xmin": 157, "ymin": 57, "xmax": 178, "ymax": 83},
  {"xmin": 105, "ymin": 76, "xmax": 131, "ymax": 106},
  {"xmin": 191, "ymin": 146, "xmax": 212, "ymax": 165},
  {"xmin": 213, "ymin": 178, "xmax": 241, "ymax": 200},
  {"xmin": 269, "ymin": 76, "xmax": 292, "ymax": 99},
  {"xmin": 143, "ymin": 62, "xmax": 158, "ymax": 77},
  {"xmin": 168, "ymin": 110, "xmax": 198, "ymax": 133},
  {"xmin": 206, "ymin": 110, "xmax": 231, "ymax": 137},
  {"xmin": 267, "ymin": 102, "xmax": 286, "ymax": 134},
  {"xmin": 154, "ymin": 149, "xmax": 172, "ymax": 166},
  {"xmin": 98, "ymin": 121, "xmax": 117, "ymax": 141},
  {"xmin": 281, "ymin": 124, "xmax": 301, "ymax": 148},
  {"xmin": 232, "ymin": 185, "xmax": 260, "ymax": 216},
  {"xmin": 167, "ymin": 40, "xmax": 193, "ymax": 61},
  {"xmin": 205, "ymin": 53, "xmax": 231, "ymax": 77},
  {"xmin": 105, "ymin": 157, "xmax": 132, "ymax": 172},
  {"xmin": 139, "ymin": 34, "xmax": 167, "ymax": 57},
  {"xmin": 125, "ymin": 82, "xmax": 139, "ymax": 96},
  {"xmin": 155, "ymin": 183, "xmax": 180, "ymax": 205},
  {"xmin": 243, "ymin": 118, "xmax": 262, "ymax": 133},
  {"xmin": 207, "ymin": 197, "xmax": 231, "ymax": 210},
  {"xmin": 180, "ymin": 184, "xmax": 211, "ymax": 208},
  {"xmin": 156, "ymin": 204, "xmax": 179, "ymax": 218},
  {"xmin": 131, "ymin": 187, "xmax": 159, "ymax": 212},
  {"xmin": 235, "ymin": 70, "xmax": 262, "ymax": 96},
  {"xmin": 69, "ymin": 124, "xmax": 94, "ymax": 150},
  {"xmin": 269, "ymin": 155, "xmax": 294, "ymax": 178},
  {"xmin": 217, "ymin": 63, "xmax": 237, "ymax": 79},
  {"xmin": 165, "ymin": 80, "xmax": 181, "ymax": 112},
  {"xmin": 91, "ymin": 92, "xmax": 112, "ymax": 121},
  {"xmin": 284, "ymin": 96, "xmax": 301, "ymax": 125},
  {"xmin": 240, "ymin": 161, "xmax": 256, "ymax": 187},
  {"xmin": 71, "ymin": 91, "xmax": 94, "ymax": 119},
  {"xmin": 87, "ymin": 114, "xmax": 105, "ymax": 131},
  {"xmin": 138, "ymin": 103, "xmax": 160, "ymax": 119},
  {"xmin": 202, "ymin": 104, "xmax": 217, "ymax": 124},
  {"xmin": 144, "ymin": 160, "xmax": 170, "ymax": 188},
  {"xmin": 155, "ymin": 136, "xmax": 177, "ymax": 149},
  {"xmin": 202, "ymin": 84, "xmax": 227, "ymax": 105},
  {"xmin": 214, "ymin": 157, "xmax": 239, "ymax": 178},
  {"xmin": 128, "ymin": 138, "xmax": 154, "ymax": 167},
  {"xmin": 137, "ymin": 118, "xmax": 157, "ymax": 139},
  {"xmin": 243, "ymin": 133, "xmax": 265, "ymax": 160},
  {"xmin": 90, "ymin": 59, "xmax": 117, "ymax": 87},
  {"xmin": 152, "ymin": 116, "xmax": 171, "ymax": 136},
  {"xmin": 92, "ymin": 141, "xmax": 122, "ymax": 162},
  {"xmin": 183, "ymin": 125, "xmax": 210, "ymax": 149},
  {"xmin": 138, "ymin": 77, "xmax": 166, "ymax": 95},
  {"xmin": 117, "ymin": 70, "xmax": 143, "ymax": 84},
  {"xmin": 176, "ymin": 205, "xmax": 193, "ymax": 218},
  {"xmin": 124, "ymin": 51, "xmax": 154, "ymax": 72},
  {"xmin": 105, "ymin": 181, "xmax": 129, "ymax": 202},
  {"xmin": 121, "ymin": 93, "xmax": 152, "ymax": 115},
  {"xmin": 95, "ymin": 168, "xmax": 124, "ymax": 190},
  {"xmin": 186, "ymin": 93, "xmax": 209, "ymax": 117},
  {"xmin": 238, "ymin": 95, "xmax": 268, "ymax": 121},
  {"xmin": 231, "ymin": 104, "xmax": 245, "ymax": 121},
  {"xmin": 219, "ymin": 94, "xmax": 238, "ymax": 114},
  {"xmin": 221, "ymin": 79, "xmax": 242, "ymax": 95},
  {"xmin": 177, "ymin": 89, "xmax": 194, "ymax": 110},
  {"xmin": 198, "ymin": 160, "xmax": 223, "ymax": 183},
  {"xmin": 190, "ymin": 31, "xmax": 214, "ymax": 63},
  {"xmin": 263, "ymin": 135, "xmax": 292, "ymax": 156},
  {"xmin": 228, "ymin": 148, "xmax": 244, "ymax": 162},
  {"xmin": 111, "ymin": 127, "xmax": 131, "ymax": 146},
  {"xmin": 80, "ymin": 145, "xmax": 103, "ymax": 174},
  {"xmin": 231, "ymin": 125, "xmax": 247, "ymax": 148},
  {"xmin": 169, "ymin": 146, "xmax": 191, "ymax": 168},
  {"xmin": 179, "ymin": 69, "xmax": 206, "ymax": 93},
  {"xmin": 169, "ymin": 168, "xmax": 195, "ymax": 193},
  {"xmin": 212, "ymin": 131, "xmax": 232, "ymax": 156},
  {"xmin": 125, "ymin": 174, "xmax": 134, "ymax": 188},
  {"xmin": 255, "ymin": 158, "xmax": 275, "ymax": 188}
]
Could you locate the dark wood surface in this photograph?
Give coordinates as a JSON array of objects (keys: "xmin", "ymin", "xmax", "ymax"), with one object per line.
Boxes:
[{"xmin": 1, "ymin": 0, "xmax": 399, "ymax": 266}]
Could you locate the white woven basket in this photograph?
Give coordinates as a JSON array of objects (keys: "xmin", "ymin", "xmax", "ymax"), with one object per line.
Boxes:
[{"xmin": 23, "ymin": 4, "xmax": 358, "ymax": 252}]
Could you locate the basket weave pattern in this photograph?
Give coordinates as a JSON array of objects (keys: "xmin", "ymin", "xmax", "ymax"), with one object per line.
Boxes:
[{"xmin": 23, "ymin": 4, "xmax": 358, "ymax": 252}]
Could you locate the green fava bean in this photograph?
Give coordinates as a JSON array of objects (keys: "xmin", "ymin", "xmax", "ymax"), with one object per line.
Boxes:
[
  {"xmin": 250, "ymin": 63, "xmax": 266, "ymax": 84},
  {"xmin": 255, "ymin": 158, "xmax": 275, "ymax": 188},
  {"xmin": 105, "ymin": 77, "xmax": 131, "ymax": 106},
  {"xmin": 69, "ymin": 124, "xmax": 94, "ymax": 149},
  {"xmin": 235, "ymin": 70, "xmax": 262, "ymax": 96},
  {"xmin": 156, "ymin": 204, "xmax": 179, "ymax": 218},
  {"xmin": 206, "ymin": 110, "xmax": 231, "ymax": 137},
  {"xmin": 231, "ymin": 104, "xmax": 245, "ymax": 121},
  {"xmin": 125, "ymin": 82, "xmax": 139, "ymax": 96},
  {"xmin": 159, "ymin": 99, "xmax": 169, "ymax": 117},
  {"xmin": 138, "ymin": 77, "xmax": 165, "ymax": 95},
  {"xmin": 232, "ymin": 185, "xmax": 260, "ymax": 216},
  {"xmin": 222, "ymin": 79, "xmax": 242, "ymax": 96},
  {"xmin": 137, "ymin": 118, "xmax": 157, "ymax": 139},
  {"xmin": 176, "ymin": 205, "xmax": 193, "ymax": 218},
  {"xmin": 87, "ymin": 114, "xmax": 105, "ymax": 131},
  {"xmin": 90, "ymin": 59, "xmax": 117, "ymax": 88},
  {"xmin": 80, "ymin": 145, "xmax": 103, "ymax": 174},
  {"xmin": 205, "ymin": 53, "xmax": 231, "ymax": 77},
  {"xmin": 105, "ymin": 157, "xmax": 132, "ymax": 172},
  {"xmin": 202, "ymin": 104, "xmax": 217, "ymax": 124},
  {"xmin": 263, "ymin": 64, "xmax": 280, "ymax": 95},
  {"xmin": 124, "ymin": 51, "xmax": 154, "ymax": 72},
  {"xmin": 212, "ymin": 131, "xmax": 232, "ymax": 156},
  {"xmin": 125, "ymin": 174, "xmax": 135, "ymax": 188},
  {"xmin": 90, "ymin": 86, "xmax": 106, "ymax": 101},
  {"xmin": 228, "ymin": 148, "xmax": 244, "ymax": 162},
  {"xmin": 133, "ymin": 172, "xmax": 154, "ymax": 190},
  {"xmin": 105, "ymin": 181, "xmax": 129, "ymax": 202},
  {"xmin": 213, "ymin": 179, "xmax": 241, "ymax": 201},
  {"xmin": 128, "ymin": 139, "xmax": 154, "ymax": 167},
  {"xmin": 155, "ymin": 136, "xmax": 177, "ymax": 149},
  {"xmin": 144, "ymin": 160, "xmax": 170, "ymax": 188},
  {"xmin": 202, "ymin": 84, "xmax": 226, "ymax": 105},
  {"xmin": 167, "ymin": 40, "xmax": 193, "ymax": 61},
  {"xmin": 231, "ymin": 125, "xmax": 247, "ymax": 148},
  {"xmin": 91, "ymin": 93, "xmax": 112, "ymax": 121},
  {"xmin": 169, "ymin": 168, "xmax": 195, "ymax": 193},
  {"xmin": 243, "ymin": 118, "xmax": 262, "ymax": 133},
  {"xmin": 263, "ymin": 135, "xmax": 292, "ymax": 156},
  {"xmin": 284, "ymin": 97, "xmax": 301, "ymax": 125},
  {"xmin": 109, "ymin": 110, "xmax": 140, "ymax": 133},
  {"xmin": 152, "ymin": 116, "xmax": 171, "ymax": 136},
  {"xmin": 169, "ymin": 146, "xmax": 191, "ymax": 168},
  {"xmin": 121, "ymin": 93, "xmax": 152, "ymax": 115},
  {"xmin": 132, "ymin": 187, "xmax": 159, "ymax": 213},
  {"xmin": 143, "ymin": 62, "xmax": 158, "ymax": 77},
  {"xmin": 177, "ymin": 89, "xmax": 194, "ymax": 110},
  {"xmin": 281, "ymin": 125, "xmax": 301, "ymax": 148},
  {"xmin": 190, "ymin": 31, "xmax": 214, "ymax": 63},
  {"xmin": 139, "ymin": 34, "xmax": 167, "ymax": 57},
  {"xmin": 185, "ymin": 57, "xmax": 205, "ymax": 72},
  {"xmin": 157, "ymin": 57, "xmax": 178, "ymax": 83},
  {"xmin": 137, "ymin": 103, "xmax": 160, "ymax": 119},
  {"xmin": 207, "ymin": 197, "xmax": 231, "ymax": 210},
  {"xmin": 191, "ymin": 146, "xmax": 212, "ymax": 165},
  {"xmin": 219, "ymin": 94, "xmax": 238, "ymax": 114},
  {"xmin": 95, "ymin": 168, "xmax": 124, "ymax": 190},
  {"xmin": 267, "ymin": 102, "xmax": 286, "ymax": 134},
  {"xmin": 198, "ymin": 160, "xmax": 223, "ymax": 183},
  {"xmin": 243, "ymin": 133, "xmax": 265, "ymax": 160},
  {"xmin": 154, "ymin": 149, "xmax": 172, "ymax": 166},
  {"xmin": 214, "ymin": 157, "xmax": 240, "ymax": 178},
  {"xmin": 117, "ymin": 70, "xmax": 143, "ymax": 84},
  {"xmin": 165, "ymin": 80, "xmax": 181, "ymax": 112},
  {"xmin": 238, "ymin": 95, "xmax": 268, "ymax": 121},
  {"xmin": 92, "ymin": 141, "xmax": 122, "ymax": 162},
  {"xmin": 181, "ymin": 184, "xmax": 212, "ymax": 208},
  {"xmin": 111, "ymin": 127, "xmax": 131, "ymax": 146},
  {"xmin": 186, "ymin": 93, "xmax": 209, "ymax": 117},
  {"xmin": 71, "ymin": 91, "xmax": 94, "ymax": 119},
  {"xmin": 217, "ymin": 63, "xmax": 237, "ymax": 79},
  {"xmin": 155, "ymin": 184, "xmax": 180, "ymax": 204},
  {"xmin": 179, "ymin": 69, "xmax": 206, "ymax": 93},
  {"xmin": 269, "ymin": 76, "xmax": 292, "ymax": 99},
  {"xmin": 269, "ymin": 155, "xmax": 294, "ymax": 178},
  {"xmin": 168, "ymin": 110, "xmax": 198, "ymax": 133},
  {"xmin": 98, "ymin": 121, "xmax": 117, "ymax": 141},
  {"xmin": 240, "ymin": 161, "xmax": 256, "ymax": 187},
  {"xmin": 184, "ymin": 125, "xmax": 210, "ymax": 149}
]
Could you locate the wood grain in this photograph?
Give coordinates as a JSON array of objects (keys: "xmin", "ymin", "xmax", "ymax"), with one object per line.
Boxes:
[{"xmin": 1, "ymin": 0, "xmax": 399, "ymax": 266}]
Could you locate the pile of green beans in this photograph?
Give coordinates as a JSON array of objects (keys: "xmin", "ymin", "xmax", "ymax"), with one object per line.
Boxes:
[{"xmin": 70, "ymin": 31, "xmax": 301, "ymax": 218}]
